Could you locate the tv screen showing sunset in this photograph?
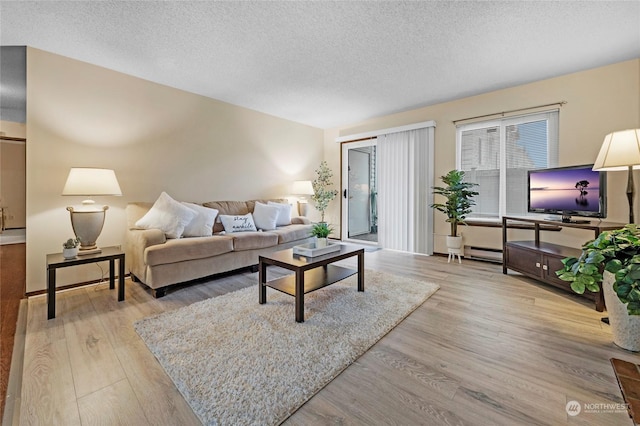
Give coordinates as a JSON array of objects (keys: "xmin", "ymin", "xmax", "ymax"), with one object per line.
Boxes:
[{"xmin": 529, "ymin": 167, "xmax": 600, "ymax": 212}]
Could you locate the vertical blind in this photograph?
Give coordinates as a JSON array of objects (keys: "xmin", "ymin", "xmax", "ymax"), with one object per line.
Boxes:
[{"xmin": 377, "ymin": 126, "xmax": 434, "ymax": 254}]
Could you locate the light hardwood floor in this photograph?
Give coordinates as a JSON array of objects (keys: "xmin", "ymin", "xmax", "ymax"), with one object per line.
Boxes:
[{"xmin": 10, "ymin": 249, "xmax": 640, "ymax": 425}]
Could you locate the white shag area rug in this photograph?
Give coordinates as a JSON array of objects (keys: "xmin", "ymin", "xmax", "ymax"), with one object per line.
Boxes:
[{"xmin": 134, "ymin": 270, "xmax": 439, "ymax": 426}]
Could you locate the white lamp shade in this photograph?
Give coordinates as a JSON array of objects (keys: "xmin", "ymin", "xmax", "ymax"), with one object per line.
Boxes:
[
  {"xmin": 292, "ymin": 180, "xmax": 314, "ymax": 195},
  {"xmin": 62, "ymin": 168, "xmax": 122, "ymax": 196},
  {"xmin": 593, "ymin": 129, "xmax": 640, "ymax": 171}
]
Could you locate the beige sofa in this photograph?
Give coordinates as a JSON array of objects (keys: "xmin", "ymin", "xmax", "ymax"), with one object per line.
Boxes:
[{"xmin": 125, "ymin": 199, "xmax": 314, "ymax": 297}]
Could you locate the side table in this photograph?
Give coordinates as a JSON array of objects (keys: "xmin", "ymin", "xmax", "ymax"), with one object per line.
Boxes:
[{"xmin": 46, "ymin": 246, "xmax": 125, "ymax": 319}]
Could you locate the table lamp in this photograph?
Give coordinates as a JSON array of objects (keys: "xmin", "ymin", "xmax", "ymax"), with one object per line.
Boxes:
[
  {"xmin": 62, "ymin": 167, "xmax": 122, "ymax": 254},
  {"xmin": 292, "ymin": 180, "xmax": 314, "ymax": 216},
  {"xmin": 593, "ymin": 129, "xmax": 640, "ymax": 224}
]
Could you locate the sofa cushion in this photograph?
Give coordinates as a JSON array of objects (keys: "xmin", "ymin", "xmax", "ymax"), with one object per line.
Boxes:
[
  {"xmin": 269, "ymin": 224, "xmax": 314, "ymax": 244},
  {"xmin": 219, "ymin": 213, "xmax": 258, "ymax": 233},
  {"xmin": 135, "ymin": 192, "xmax": 197, "ymax": 239},
  {"xmin": 204, "ymin": 199, "xmax": 288, "ymax": 233},
  {"xmin": 246, "ymin": 199, "xmax": 287, "ymax": 214},
  {"xmin": 253, "ymin": 202, "xmax": 280, "ymax": 231},
  {"xmin": 145, "ymin": 235, "xmax": 234, "ymax": 266},
  {"xmin": 291, "ymin": 216, "xmax": 312, "ymax": 225},
  {"xmin": 182, "ymin": 203, "xmax": 218, "ymax": 237},
  {"xmin": 268, "ymin": 201, "xmax": 292, "ymax": 226},
  {"xmin": 204, "ymin": 201, "xmax": 250, "ymax": 233},
  {"xmin": 230, "ymin": 231, "xmax": 279, "ymax": 251},
  {"xmin": 204, "ymin": 200, "xmax": 250, "ymax": 216}
]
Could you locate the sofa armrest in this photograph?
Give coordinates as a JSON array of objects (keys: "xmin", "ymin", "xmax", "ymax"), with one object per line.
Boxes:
[
  {"xmin": 129, "ymin": 228, "xmax": 166, "ymax": 248},
  {"xmin": 125, "ymin": 228, "xmax": 166, "ymax": 282},
  {"xmin": 291, "ymin": 216, "xmax": 312, "ymax": 225}
]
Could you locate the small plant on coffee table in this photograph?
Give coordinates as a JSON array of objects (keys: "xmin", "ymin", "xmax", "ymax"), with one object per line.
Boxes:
[{"xmin": 310, "ymin": 222, "xmax": 333, "ymax": 239}]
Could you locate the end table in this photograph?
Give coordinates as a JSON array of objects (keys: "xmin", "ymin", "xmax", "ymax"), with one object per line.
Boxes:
[{"xmin": 46, "ymin": 246, "xmax": 125, "ymax": 319}]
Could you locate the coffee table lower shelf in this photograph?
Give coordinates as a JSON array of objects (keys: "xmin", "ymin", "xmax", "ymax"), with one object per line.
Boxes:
[{"xmin": 265, "ymin": 265, "xmax": 356, "ymax": 296}]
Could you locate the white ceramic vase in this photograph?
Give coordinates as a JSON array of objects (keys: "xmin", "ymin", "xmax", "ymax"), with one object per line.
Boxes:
[
  {"xmin": 316, "ymin": 237, "xmax": 328, "ymax": 248},
  {"xmin": 603, "ymin": 270, "xmax": 640, "ymax": 352},
  {"xmin": 63, "ymin": 247, "xmax": 78, "ymax": 260}
]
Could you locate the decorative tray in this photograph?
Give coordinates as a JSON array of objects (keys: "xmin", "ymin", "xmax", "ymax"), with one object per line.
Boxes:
[{"xmin": 292, "ymin": 241, "xmax": 342, "ymax": 257}]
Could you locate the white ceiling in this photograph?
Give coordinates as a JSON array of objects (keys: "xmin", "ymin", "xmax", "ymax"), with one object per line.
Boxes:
[{"xmin": 1, "ymin": 1, "xmax": 639, "ymax": 129}]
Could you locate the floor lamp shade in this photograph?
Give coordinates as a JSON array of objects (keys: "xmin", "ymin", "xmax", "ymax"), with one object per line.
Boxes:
[
  {"xmin": 593, "ymin": 129, "xmax": 640, "ymax": 223},
  {"xmin": 62, "ymin": 168, "xmax": 122, "ymax": 253}
]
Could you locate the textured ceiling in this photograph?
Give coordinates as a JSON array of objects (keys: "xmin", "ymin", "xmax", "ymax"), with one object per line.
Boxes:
[{"xmin": 1, "ymin": 1, "xmax": 639, "ymax": 129}]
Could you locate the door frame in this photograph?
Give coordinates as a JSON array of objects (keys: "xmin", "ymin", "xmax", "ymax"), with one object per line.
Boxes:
[{"xmin": 340, "ymin": 138, "xmax": 378, "ymax": 244}]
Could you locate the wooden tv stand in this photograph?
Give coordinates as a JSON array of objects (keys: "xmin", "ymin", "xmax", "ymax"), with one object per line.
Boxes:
[{"xmin": 502, "ymin": 216, "xmax": 625, "ymax": 311}]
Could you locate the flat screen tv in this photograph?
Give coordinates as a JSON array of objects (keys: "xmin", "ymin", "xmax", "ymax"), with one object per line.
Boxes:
[{"xmin": 527, "ymin": 164, "xmax": 607, "ymax": 223}]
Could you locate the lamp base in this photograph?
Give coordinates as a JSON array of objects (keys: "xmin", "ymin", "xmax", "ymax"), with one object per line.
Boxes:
[
  {"xmin": 298, "ymin": 201, "xmax": 309, "ymax": 217},
  {"xmin": 78, "ymin": 247, "xmax": 102, "ymax": 256},
  {"xmin": 67, "ymin": 206, "xmax": 108, "ymax": 254}
]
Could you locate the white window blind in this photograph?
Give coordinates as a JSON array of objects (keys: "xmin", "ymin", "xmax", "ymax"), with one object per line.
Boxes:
[
  {"xmin": 378, "ymin": 127, "xmax": 434, "ymax": 254},
  {"xmin": 457, "ymin": 110, "xmax": 559, "ymax": 218}
]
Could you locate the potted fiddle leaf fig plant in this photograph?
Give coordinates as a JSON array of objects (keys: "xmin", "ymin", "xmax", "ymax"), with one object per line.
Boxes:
[
  {"xmin": 62, "ymin": 237, "xmax": 80, "ymax": 259},
  {"xmin": 556, "ymin": 224, "xmax": 640, "ymax": 351},
  {"xmin": 430, "ymin": 169, "xmax": 479, "ymax": 253},
  {"xmin": 310, "ymin": 222, "xmax": 333, "ymax": 248}
]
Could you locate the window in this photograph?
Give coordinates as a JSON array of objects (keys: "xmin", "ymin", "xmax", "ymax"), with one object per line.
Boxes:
[{"xmin": 457, "ymin": 111, "xmax": 559, "ymax": 218}]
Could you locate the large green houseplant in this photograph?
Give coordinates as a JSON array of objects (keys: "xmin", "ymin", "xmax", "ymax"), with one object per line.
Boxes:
[
  {"xmin": 556, "ymin": 224, "xmax": 640, "ymax": 351},
  {"xmin": 556, "ymin": 224, "xmax": 640, "ymax": 315},
  {"xmin": 430, "ymin": 169, "xmax": 479, "ymax": 237}
]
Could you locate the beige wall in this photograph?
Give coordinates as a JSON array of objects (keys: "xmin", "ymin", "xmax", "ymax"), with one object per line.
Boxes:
[
  {"xmin": 26, "ymin": 48, "xmax": 323, "ymax": 293},
  {"xmin": 326, "ymin": 59, "xmax": 640, "ymax": 254},
  {"xmin": 0, "ymin": 121, "xmax": 26, "ymax": 138}
]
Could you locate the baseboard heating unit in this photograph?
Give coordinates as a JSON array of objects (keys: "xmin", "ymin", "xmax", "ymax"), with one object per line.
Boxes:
[{"xmin": 463, "ymin": 246, "xmax": 503, "ymax": 263}]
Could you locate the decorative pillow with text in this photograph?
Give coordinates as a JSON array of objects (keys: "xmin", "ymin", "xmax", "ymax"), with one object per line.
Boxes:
[{"xmin": 219, "ymin": 213, "xmax": 258, "ymax": 233}]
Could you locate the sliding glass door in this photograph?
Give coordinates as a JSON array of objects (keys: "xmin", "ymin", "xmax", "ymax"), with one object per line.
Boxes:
[
  {"xmin": 341, "ymin": 139, "xmax": 378, "ymax": 244},
  {"xmin": 338, "ymin": 122, "xmax": 434, "ymax": 254}
]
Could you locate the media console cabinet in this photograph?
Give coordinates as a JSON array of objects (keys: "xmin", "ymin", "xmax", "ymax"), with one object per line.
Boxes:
[{"xmin": 502, "ymin": 216, "xmax": 625, "ymax": 311}]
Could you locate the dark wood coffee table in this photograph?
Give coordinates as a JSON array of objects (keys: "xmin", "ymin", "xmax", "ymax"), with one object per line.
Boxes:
[{"xmin": 258, "ymin": 244, "xmax": 365, "ymax": 322}]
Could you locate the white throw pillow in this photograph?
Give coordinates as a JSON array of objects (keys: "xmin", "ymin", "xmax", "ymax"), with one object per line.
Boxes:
[
  {"xmin": 135, "ymin": 192, "xmax": 197, "ymax": 239},
  {"xmin": 268, "ymin": 201, "xmax": 292, "ymax": 226},
  {"xmin": 181, "ymin": 202, "xmax": 218, "ymax": 237},
  {"xmin": 253, "ymin": 202, "xmax": 280, "ymax": 231},
  {"xmin": 219, "ymin": 213, "xmax": 257, "ymax": 233}
]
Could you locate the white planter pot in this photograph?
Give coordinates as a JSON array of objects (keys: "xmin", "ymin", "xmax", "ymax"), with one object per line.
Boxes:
[
  {"xmin": 446, "ymin": 235, "xmax": 463, "ymax": 251},
  {"xmin": 63, "ymin": 247, "xmax": 78, "ymax": 259},
  {"xmin": 316, "ymin": 237, "xmax": 328, "ymax": 248},
  {"xmin": 446, "ymin": 235, "xmax": 463, "ymax": 263},
  {"xmin": 603, "ymin": 270, "xmax": 640, "ymax": 352}
]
